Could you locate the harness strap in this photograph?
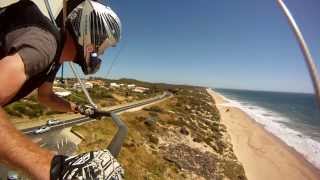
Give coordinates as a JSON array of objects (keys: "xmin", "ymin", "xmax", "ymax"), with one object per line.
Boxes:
[{"xmin": 0, "ymin": 7, "xmax": 6, "ymax": 58}]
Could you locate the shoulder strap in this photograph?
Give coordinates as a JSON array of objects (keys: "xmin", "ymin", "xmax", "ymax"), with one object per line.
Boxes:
[{"xmin": 0, "ymin": 7, "xmax": 6, "ymax": 59}]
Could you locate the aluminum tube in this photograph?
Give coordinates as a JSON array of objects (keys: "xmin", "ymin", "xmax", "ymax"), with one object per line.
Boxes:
[
  {"xmin": 107, "ymin": 112, "xmax": 128, "ymax": 157},
  {"xmin": 277, "ymin": 0, "xmax": 320, "ymax": 107}
]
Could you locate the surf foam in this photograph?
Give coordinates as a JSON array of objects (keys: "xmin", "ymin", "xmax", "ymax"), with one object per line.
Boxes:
[{"xmin": 215, "ymin": 90, "xmax": 320, "ymax": 170}]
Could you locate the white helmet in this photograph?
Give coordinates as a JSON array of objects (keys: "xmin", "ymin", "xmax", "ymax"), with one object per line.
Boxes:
[{"xmin": 66, "ymin": 0, "xmax": 122, "ymax": 75}]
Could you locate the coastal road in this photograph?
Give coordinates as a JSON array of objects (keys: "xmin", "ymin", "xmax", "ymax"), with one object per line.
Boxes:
[
  {"xmin": 0, "ymin": 92, "xmax": 172, "ymax": 179},
  {"xmin": 22, "ymin": 91, "xmax": 171, "ymax": 135}
]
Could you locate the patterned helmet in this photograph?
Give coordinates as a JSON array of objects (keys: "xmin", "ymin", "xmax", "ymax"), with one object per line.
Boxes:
[{"xmin": 66, "ymin": 0, "xmax": 122, "ymax": 74}]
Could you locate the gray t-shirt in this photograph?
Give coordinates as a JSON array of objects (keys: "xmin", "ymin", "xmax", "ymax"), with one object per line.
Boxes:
[
  {"xmin": 2, "ymin": 26, "xmax": 59, "ymax": 81},
  {"xmin": 0, "ymin": 1, "xmax": 62, "ymax": 105}
]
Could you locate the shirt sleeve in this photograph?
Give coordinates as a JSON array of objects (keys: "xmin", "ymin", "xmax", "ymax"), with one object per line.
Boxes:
[{"xmin": 5, "ymin": 26, "xmax": 57, "ymax": 78}]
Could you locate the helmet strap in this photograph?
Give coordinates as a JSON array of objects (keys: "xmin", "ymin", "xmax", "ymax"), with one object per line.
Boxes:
[{"xmin": 65, "ymin": 20, "xmax": 88, "ymax": 74}]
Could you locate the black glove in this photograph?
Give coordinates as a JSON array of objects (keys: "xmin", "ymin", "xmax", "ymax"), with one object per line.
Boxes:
[
  {"xmin": 75, "ymin": 104, "xmax": 97, "ymax": 118},
  {"xmin": 50, "ymin": 149, "xmax": 124, "ymax": 180}
]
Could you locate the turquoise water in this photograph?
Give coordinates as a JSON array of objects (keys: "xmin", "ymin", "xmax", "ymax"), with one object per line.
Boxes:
[{"xmin": 213, "ymin": 88, "xmax": 320, "ymax": 169}]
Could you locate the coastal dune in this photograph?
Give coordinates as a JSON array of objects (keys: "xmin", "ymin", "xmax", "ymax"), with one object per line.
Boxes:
[{"xmin": 207, "ymin": 89, "xmax": 320, "ymax": 180}]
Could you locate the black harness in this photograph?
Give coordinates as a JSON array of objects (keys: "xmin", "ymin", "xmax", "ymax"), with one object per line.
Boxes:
[{"xmin": 0, "ymin": 7, "xmax": 6, "ymax": 59}]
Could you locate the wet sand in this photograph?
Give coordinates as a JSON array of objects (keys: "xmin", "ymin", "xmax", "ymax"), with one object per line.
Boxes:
[{"xmin": 207, "ymin": 89, "xmax": 320, "ymax": 180}]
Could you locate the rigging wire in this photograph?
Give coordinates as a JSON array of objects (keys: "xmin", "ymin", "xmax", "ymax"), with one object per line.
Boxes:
[
  {"xmin": 43, "ymin": 0, "xmax": 58, "ymax": 27},
  {"xmin": 105, "ymin": 40, "xmax": 126, "ymax": 79},
  {"xmin": 60, "ymin": 63, "xmax": 64, "ymax": 83}
]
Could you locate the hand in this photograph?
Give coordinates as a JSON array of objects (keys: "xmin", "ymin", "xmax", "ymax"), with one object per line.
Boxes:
[{"xmin": 50, "ymin": 150, "xmax": 124, "ymax": 180}]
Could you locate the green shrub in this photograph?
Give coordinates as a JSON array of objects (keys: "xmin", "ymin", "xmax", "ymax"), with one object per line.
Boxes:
[
  {"xmin": 100, "ymin": 102, "xmax": 107, "ymax": 107},
  {"xmin": 66, "ymin": 92, "xmax": 87, "ymax": 104},
  {"xmin": 12, "ymin": 102, "xmax": 28, "ymax": 114},
  {"xmin": 149, "ymin": 112, "xmax": 158, "ymax": 117},
  {"xmin": 221, "ymin": 160, "xmax": 247, "ymax": 180},
  {"xmin": 143, "ymin": 106, "xmax": 163, "ymax": 113},
  {"xmin": 88, "ymin": 86, "xmax": 114, "ymax": 100},
  {"xmin": 4, "ymin": 101, "xmax": 45, "ymax": 118},
  {"xmin": 3, "ymin": 106, "xmax": 22, "ymax": 117}
]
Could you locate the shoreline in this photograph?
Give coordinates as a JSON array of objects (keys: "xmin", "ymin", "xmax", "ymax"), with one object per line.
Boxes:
[{"xmin": 207, "ymin": 88, "xmax": 320, "ymax": 180}]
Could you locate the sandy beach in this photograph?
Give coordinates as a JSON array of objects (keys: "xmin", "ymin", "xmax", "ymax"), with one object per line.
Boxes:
[{"xmin": 207, "ymin": 89, "xmax": 320, "ymax": 180}]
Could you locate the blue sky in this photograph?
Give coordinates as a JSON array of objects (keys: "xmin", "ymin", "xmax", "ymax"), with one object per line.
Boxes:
[{"xmin": 61, "ymin": 0, "xmax": 320, "ymax": 93}]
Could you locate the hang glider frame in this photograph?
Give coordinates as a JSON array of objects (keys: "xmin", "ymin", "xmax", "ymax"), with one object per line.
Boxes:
[{"xmin": 277, "ymin": 0, "xmax": 320, "ymax": 107}]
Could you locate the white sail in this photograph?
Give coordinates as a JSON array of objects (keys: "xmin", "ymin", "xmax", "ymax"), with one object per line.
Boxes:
[
  {"xmin": 0, "ymin": 0, "xmax": 19, "ymax": 7},
  {"xmin": 0, "ymin": 0, "xmax": 63, "ymax": 19}
]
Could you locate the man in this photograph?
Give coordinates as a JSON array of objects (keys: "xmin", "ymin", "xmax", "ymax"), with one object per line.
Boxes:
[{"xmin": 0, "ymin": 0, "xmax": 123, "ymax": 179}]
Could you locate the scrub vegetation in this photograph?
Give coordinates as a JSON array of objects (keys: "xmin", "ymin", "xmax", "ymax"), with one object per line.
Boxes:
[
  {"xmin": 4, "ymin": 77, "xmax": 246, "ymax": 179},
  {"xmin": 72, "ymin": 83, "xmax": 247, "ymax": 180},
  {"xmin": 4, "ymin": 78, "xmax": 162, "ymax": 119},
  {"xmin": 4, "ymin": 95, "xmax": 63, "ymax": 118}
]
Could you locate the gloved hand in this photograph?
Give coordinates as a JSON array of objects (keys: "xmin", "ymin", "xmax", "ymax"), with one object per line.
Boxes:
[
  {"xmin": 75, "ymin": 104, "xmax": 97, "ymax": 117},
  {"xmin": 50, "ymin": 149, "xmax": 124, "ymax": 180}
]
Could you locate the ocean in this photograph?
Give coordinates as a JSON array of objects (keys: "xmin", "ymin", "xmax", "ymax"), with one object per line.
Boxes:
[{"xmin": 213, "ymin": 88, "xmax": 320, "ymax": 169}]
